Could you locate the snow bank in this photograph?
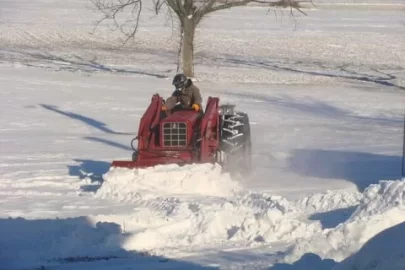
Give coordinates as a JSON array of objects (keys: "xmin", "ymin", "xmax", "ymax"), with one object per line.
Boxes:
[
  {"xmin": 0, "ymin": 168, "xmax": 366, "ymax": 268},
  {"xmin": 94, "ymin": 165, "xmax": 365, "ymax": 252},
  {"xmin": 96, "ymin": 163, "xmax": 242, "ymax": 200},
  {"xmin": 295, "ymin": 190, "xmax": 362, "ymax": 213},
  {"xmin": 284, "ymin": 179, "xmax": 405, "ymax": 264},
  {"xmin": 92, "ymin": 188, "xmax": 362, "ymax": 252},
  {"xmin": 119, "ymin": 192, "xmax": 323, "ymax": 251},
  {"xmin": 334, "ymin": 221, "xmax": 405, "ymax": 270}
]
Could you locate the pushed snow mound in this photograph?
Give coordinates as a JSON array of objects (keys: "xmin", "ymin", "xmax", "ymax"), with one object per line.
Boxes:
[
  {"xmin": 117, "ymin": 192, "xmax": 322, "ymax": 251},
  {"xmin": 334, "ymin": 221, "xmax": 405, "ymax": 270},
  {"xmin": 91, "ymin": 190, "xmax": 362, "ymax": 252},
  {"xmin": 96, "ymin": 163, "xmax": 242, "ymax": 200},
  {"xmin": 92, "ymin": 163, "xmax": 367, "ymax": 254},
  {"xmin": 352, "ymin": 179, "xmax": 405, "ymax": 218},
  {"xmin": 284, "ymin": 179, "xmax": 405, "ymax": 264},
  {"xmin": 295, "ymin": 189, "xmax": 362, "ymax": 213}
]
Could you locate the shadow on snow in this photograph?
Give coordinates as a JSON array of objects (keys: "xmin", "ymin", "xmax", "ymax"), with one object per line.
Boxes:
[
  {"xmin": 309, "ymin": 206, "xmax": 358, "ymax": 229},
  {"xmin": 224, "ymin": 92, "xmax": 402, "ymax": 127},
  {"xmin": 0, "ymin": 217, "xmax": 218, "ymax": 270},
  {"xmin": 40, "ymin": 104, "xmax": 134, "ymax": 159},
  {"xmin": 5, "ymin": 50, "xmax": 168, "ymax": 79},
  {"xmin": 287, "ymin": 149, "xmax": 402, "ymax": 191},
  {"xmin": 67, "ymin": 159, "xmax": 111, "ymax": 192},
  {"xmin": 268, "ymin": 253, "xmax": 336, "ymax": 270},
  {"xmin": 203, "ymin": 55, "xmax": 405, "ymax": 91},
  {"xmin": 85, "ymin": 136, "xmax": 132, "ymax": 152},
  {"xmin": 39, "ymin": 104, "xmax": 133, "ymax": 135},
  {"xmin": 336, "ymin": 221, "xmax": 405, "ymax": 270}
]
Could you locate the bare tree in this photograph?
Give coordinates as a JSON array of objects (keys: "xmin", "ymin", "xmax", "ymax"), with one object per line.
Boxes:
[{"xmin": 91, "ymin": 0, "xmax": 309, "ymax": 77}]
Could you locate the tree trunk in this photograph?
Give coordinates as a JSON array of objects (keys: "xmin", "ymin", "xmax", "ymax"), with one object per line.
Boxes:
[{"xmin": 181, "ymin": 17, "xmax": 196, "ymax": 77}]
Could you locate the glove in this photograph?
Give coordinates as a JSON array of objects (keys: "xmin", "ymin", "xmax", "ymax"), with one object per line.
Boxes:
[
  {"xmin": 161, "ymin": 105, "xmax": 168, "ymax": 111},
  {"xmin": 192, "ymin": 104, "xmax": 200, "ymax": 112}
]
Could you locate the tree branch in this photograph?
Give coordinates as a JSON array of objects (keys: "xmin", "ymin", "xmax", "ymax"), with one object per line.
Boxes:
[
  {"xmin": 90, "ymin": 0, "xmax": 144, "ymax": 44},
  {"xmin": 152, "ymin": 0, "xmax": 166, "ymax": 14},
  {"xmin": 167, "ymin": 0, "xmax": 187, "ymax": 17},
  {"xmin": 167, "ymin": 0, "xmax": 184, "ymax": 21},
  {"xmin": 201, "ymin": 0, "xmax": 309, "ymax": 16}
]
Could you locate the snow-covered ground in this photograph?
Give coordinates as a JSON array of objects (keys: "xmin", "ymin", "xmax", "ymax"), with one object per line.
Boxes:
[{"xmin": 0, "ymin": 1, "xmax": 404, "ymax": 269}]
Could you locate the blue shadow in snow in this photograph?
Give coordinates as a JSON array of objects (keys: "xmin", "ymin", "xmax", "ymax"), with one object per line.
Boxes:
[
  {"xmin": 85, "ymin": 136, "xmax": 132, "ymax": 151},
  {"xmin": 287, "ymin": 149, "xmax": 402, "ymax": 191},
  {"xmin": 268, "ymin": 253, "xmax": 336, "ymax": 270},
  {"xmin": 210, "ymin": 55, "xmax": 405, "ymax": 91},
  {"xmin": 68, "ymin": 159, "xmax": 110, "ymax": 192},
  {"xmin": 309, "ymin": 206, "xmax": 358, "ymax": 229},
  {"xmin": 40, "ymin": 104, "xmax": 133, "ymax": 135},
  {"xmin": 12, "ymin": 50, "xmax": 169, "ymax": 78},
  {"xmin": 0, "ymin": 217, "xmax": 218, "ymax": 270},
  {"xmin": 224, "ymin": 92, "xmax": 402, "ymax": 127}
]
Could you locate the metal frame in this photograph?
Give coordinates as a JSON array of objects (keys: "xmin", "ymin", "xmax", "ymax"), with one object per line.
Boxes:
[{"xmin": 112, "ymin": 94, "xmax": 220, "ymax": 168}]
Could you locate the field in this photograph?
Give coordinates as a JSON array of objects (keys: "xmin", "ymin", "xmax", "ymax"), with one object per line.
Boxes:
[{"xmin": 1, "ymin": 1, "xmax": 404, "ymax": 269}]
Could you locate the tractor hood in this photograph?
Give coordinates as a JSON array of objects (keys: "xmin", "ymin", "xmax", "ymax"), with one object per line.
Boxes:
[
  {"xmin": 162, "ymin": 110, "xmax": 201, "ymax": 125},
  {"xmin": 159, "ymin": 110, "xmax": 201, "ymax": 148}
]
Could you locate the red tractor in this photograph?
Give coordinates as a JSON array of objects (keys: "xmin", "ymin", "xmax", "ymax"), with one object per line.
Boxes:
[{"xmin": 111, "ymin": 94, "xmax": 251, "ymax": 174}]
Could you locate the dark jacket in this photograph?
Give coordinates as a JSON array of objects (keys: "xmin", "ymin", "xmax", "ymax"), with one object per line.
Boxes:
[{"xmin": 165, "ymin": 79, "xmax": 202, "ymax": 110}]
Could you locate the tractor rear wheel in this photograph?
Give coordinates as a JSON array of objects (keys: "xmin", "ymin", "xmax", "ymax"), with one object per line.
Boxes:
[{"xmin": 220, "ymin": 111, "xmax": 252, "ymax": 175}]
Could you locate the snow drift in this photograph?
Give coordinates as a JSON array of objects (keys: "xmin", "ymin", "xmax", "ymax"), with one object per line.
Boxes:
[
  {"xmin": 284, "ymin": 179, "xmax": 405, "ymax": 264},
  {"xmin": 110, "ymin": 192, "xmax": 324, "ymax": 252},
  {"xmin": 334, "ymin": 221, "xmax": 405, "ymax": 270},
  {"xmin": 96, "ymin": 163, "xmax": 242, "ymax": 200},
  {"xmin": 93, "ymin": 166, "xmax": 363, "ymax": 252},
  {"xmin": 119, "ymin": 189, "xmax": 363, "ymax": 251}
]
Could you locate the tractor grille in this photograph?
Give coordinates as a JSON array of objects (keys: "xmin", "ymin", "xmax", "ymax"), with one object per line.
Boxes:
[{"xmin": 163, "ymin": 122, "xmax": 187, "ymax": 147}]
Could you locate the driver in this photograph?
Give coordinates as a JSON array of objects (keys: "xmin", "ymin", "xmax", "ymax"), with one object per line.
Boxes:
[{"xmin": 162, "ymin": 74, "xmax": 202, "ymax": 112}]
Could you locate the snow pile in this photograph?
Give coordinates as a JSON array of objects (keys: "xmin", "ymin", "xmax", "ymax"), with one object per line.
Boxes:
[
  {"xmin": 96, "ymin": 163, "xmax": 242, "ymax": 200},
  {"xmin": 284, "ymin": 179, "xmax": 405, "ymax": 263},
  {"xmin": 119, "ymin": 192, "xmax": 323, "ymax": 251},
  {"xmin": 94, "ymin": 172, "xmax": 365, "ymax": 252},
  {"xmin": 334, "ymin": 221, "xmax": 405, "ymax": 270},
  {"xmin": 97, "ymin": 190, "xmax": 362, "ymax": 252},
  {"xmin": 295, "ymin": 189, "xmax": 362, "ymax": 213}
]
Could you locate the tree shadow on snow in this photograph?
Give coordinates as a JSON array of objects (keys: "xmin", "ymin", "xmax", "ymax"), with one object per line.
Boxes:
[
  {"xmin": 0, "ymin": 217, "xmax": 218, "ymax": 270},
  {"xmin": 40, "ymin": 104, "xmax": 133, "ymax": 135},
  {"xmin": 268, "ymin": 253, "xmax": 336, "ymax": 270},
  {"xmin": 287, "ymin": 149, "xmax": 402, "ymax": 191},
  {"xmin": 85, "ymin": 136, "xmax": 132, "ymax": 151},
  {"xmin": 224, "ymin": 92, "xmax": 402, "ymax": 127},
  {"xmin": 68, "ymin": 159, "xmax": 111, "ymax": 192},
  {"xmin": 8, "ymin": 50, "xmax": 168, "ymax": 78},
  {"xmin": 203, "ymin": 55, "xmax": 405, "ymax": 91}
]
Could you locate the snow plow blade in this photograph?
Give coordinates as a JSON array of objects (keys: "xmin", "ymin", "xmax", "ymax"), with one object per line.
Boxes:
[
  {"xmin": 111, "ymin": 161, "xmax": 146, "ymax": 169},
  {"xmin": 111, "ymin": 152, "xmax": 194, "ymax": 169}
]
